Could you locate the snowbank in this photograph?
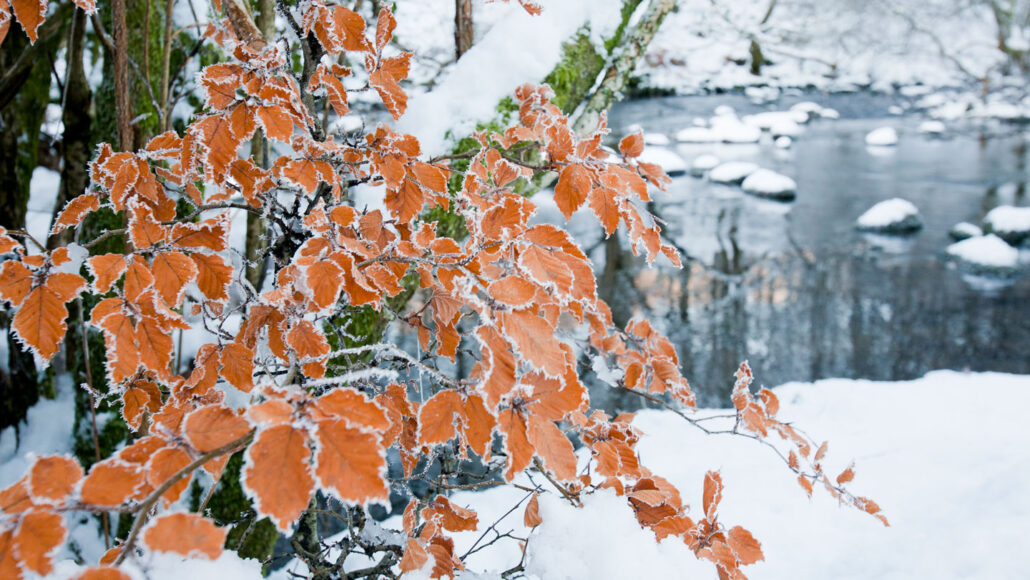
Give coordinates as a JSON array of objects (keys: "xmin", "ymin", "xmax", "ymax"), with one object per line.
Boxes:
[
  {"xmin": 741, "ymin": 169, "xmax": 797, "ymax": 201},
  {"xmin": 855, "ymin": 198, "xmax": 922, "ymax": 233},
  {"xmin": 396, "ymin": 0, "xmax": 623, "ymax": 155},
  {"xmin": 946, "ymin": 234, "xmax": 1020, "ymax": 275}
]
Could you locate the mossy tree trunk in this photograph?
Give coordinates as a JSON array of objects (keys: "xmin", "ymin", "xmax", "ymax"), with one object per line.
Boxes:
[{"xmin": 0, "ymin": 7, "xmax": 70, "ymax": 431}]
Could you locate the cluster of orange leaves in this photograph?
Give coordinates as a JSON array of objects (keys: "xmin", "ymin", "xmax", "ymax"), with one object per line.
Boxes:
[{"xmin": 0, "ymin": 1, "xmax": 883, "ymax": 579}]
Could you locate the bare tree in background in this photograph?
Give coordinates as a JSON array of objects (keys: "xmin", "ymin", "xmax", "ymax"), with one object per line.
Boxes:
[{"xmin": 456, "ymin": 0, "xmax": 474, "ymax": 57}]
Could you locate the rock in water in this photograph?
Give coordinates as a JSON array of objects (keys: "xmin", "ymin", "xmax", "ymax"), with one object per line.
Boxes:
[
  {"xmin": 947, "ymin": 234, "xmax": 1020, "ymax": 276},
  {"xmin": 865, "ymin": 127, "xmax": 899, "ymax": 146},
  {"xmin": 689, "ymin": 154, "xmax": 720, "ymax": 177},
  {"xmin": 741, "ymin": 169, "xmax": 797, "ymax": 201},
  {"xmin": 709, "ymin": 161, "xmax": 760, "ymax": 184},
  {"xmin": 948, "ymin": 222, "xmax": 982, "ymax": 241},
  {"xmin": 982, "ymin": 205, "xmax": 1030, "ymax": 246},
  {"xmin": 856, "ymin": 198, "xmax": 922, "ymax": 233},
  {"xmin": 637, "ymin": 147, "xmax": 687, "ymax": 176}
]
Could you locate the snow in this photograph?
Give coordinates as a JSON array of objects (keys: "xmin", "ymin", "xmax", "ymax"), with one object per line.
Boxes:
[
  {"xmin": 918, "ymin": 120, "xmax": 946, "ymax": 134},
  {"xmin": 397, "ymin": 0, "xmax": 624, "ymax": 155},
  {"xmin": 983, "ymin": 205, "xmax": 1030, "ymax": 239},
  {"xmin": 865, "ymin": 127, "xmax": 899, "ymax": 146},
  {"xmin": 774, "ymin": 136, "xmax": 792, "ymax": 149},
  {"xmin": 689, "ymin": 153, "xmax": 720, "ymax": 176},
  {"xmin": 710, "ymin": 114, "xmax": 762, "ymax": 143},
  {"xmin": 637, "ymin": 147, "xmax": 687, "ymax": 175},
  {"xmin": 709, "ymin": 161, "xmax": 760, "ymax": 184},
  {"xmin": 643, "ymin": 132, "xmax": 671, "ymax": 146},
  {"xmin": 27, "ymin": 166, "xmax": 61, "ymax": 253},
  {"xmin": 675, "ymin": 126, "xmax": 717, "ymax": 143},
  {"xmin": 285, "ymin": 371, "xmax": 1030, "ymax": 579},
  {"xmin": 948, "ymin": 221, "xmax": 983, "ymax": 241},
  {"xmin": 741, "ymin": 169, "xmax": 797, "ymax": 200},
  {"xmin": 947, "ymin": 234, "xmax": 1020, "ymax": 270},
  {"xmin": 855, "ymin": 198, "xmax": 921, "ymax": 232},
  {"xmin": 0, "ymin": 376, "xmax": 76, "ymax": 488}
]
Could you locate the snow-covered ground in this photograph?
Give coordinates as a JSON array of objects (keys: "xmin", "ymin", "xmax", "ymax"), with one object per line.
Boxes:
[{"xmin": 35, "ymin": 371, "xmax": 1025, "ymax": 579}]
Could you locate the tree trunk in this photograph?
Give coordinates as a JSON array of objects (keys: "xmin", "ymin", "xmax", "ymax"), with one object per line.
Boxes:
[
  {"xmin": 245, "ymin": 0, "xmax": 276, "ymax": 289},
  {"xmin": 112, "ymin": 0, "xmax": 133, "ymax": 152},
  {"xmin": 455, "ymin": 0, "xmax": 474, "ymax": 58},
  {"xmin": 50, "ymin": 10, "xmax": 93, "ymax": 251},
  {"xmin": 572, "ymin": 0, "xmax": 676, "ymax": 135}
]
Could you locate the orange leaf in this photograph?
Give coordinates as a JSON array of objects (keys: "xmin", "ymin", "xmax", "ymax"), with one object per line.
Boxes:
[
  {"xmin": 191, "ymin": 253, "xmax": 232, "ymax": 301},
  {"xmin": 11, "ymin": 0, "xmax": 45, "ymax": 43},
  {"xmin": 498, "ymin": 409, "xmax": 533, "ymax": 481},
  {"xmin": 123, "ymin": 258, "xmax": 154, "ymax": 301},
  {"xmin": 150, "ymin": 251, "xmax": 198, "ymax": 306},
  {"xmin": 518, "ymin": 245, "xmax": 573, "ymax": 295},
  {"xmin": 0, "ymin": 261, "xmax": 33, "ymax": 306},
  {"xmin": 143, "ymin": 513, "xmax": 225, "ymax": 560},
  {"xmin": 797, "ymin": 475, "xmax": 814, "ymax": 497},
  {"xmin": 399, "ymin": 538, "xmax": 429, "ymax": 573},
  {"xmin": 12, "ymin": 286, "xmax": 69, "ymax": 362},
  {"xmin": 14, "ymin": 510, "xmax": 65, "ymax": 575},
  {"xmin": 728, "ymin": 525, "xmax": 764, "ymax": 565},
  {"xmin": 185, "ymin": 405, "xmax": 250, "ymax": 452},
  {"xmin": 424, "ymin": 495, "xmax": 478, "ymax": 532},
  {"xmin": 385, "ymin": 178, "xmax": 424, "ymax": 223},
  {"xmin": 498, "ymin": 310, "xmax": 566, "ymax": 377},
  {"xmin": 286, "ymin": 320, "xmax": 330, "ymax": 378},
  {"xmin": 146, "ymin": 447, "xmax": 193, "ymax": 505},
  {"xmin": 703, "ymin": 470, "xmax": 723, "ymax": 521},
  {"xmin": 524, "ymin": 493, "xmax": 543, "ymax": 527},
  {"xmin": 220, "ymin": 343, "xmax": 255, "ymax": 392},
  {"xmin": 588, "ymin": 186, "xmax": 620, "ymax": 236},
  {"xmin": 417, "ymin": 390, "xmax": 462, "ymax": 446},
  {"xmin": 73, "ymin": 567, "xmax": 134, "ymax": 580},
  {"xmin": 314, "ymin": 419, "xmax": 389, "ymax": 504},
  {"xmin": 527, "ymin": 417, "xmax": 577, "ymax": 481},
  {"xmin": 836, "ymin": 463, "xmax": 855, "ymax": 485},
  {"xmin": 244, "ymin": 425, "xmax": 314, "ymax": 531},
  {"xmin": 619, "ymin": 133, "xmax": 644, "ymax": 157},
  {"xmin": 28, "ymin": 455, "xmax": 83, "ymax": 504},
  {"xmin": 81, "ymin": 460, "xmax": 145, "ymax": 506},
  {"xmin": 51, "ymin": 193, "xmax": 100, "ymax": 234},
  {"xmin": 554, "ymin": 164, "xmax": 591, "ymax": 219},
  {"xmin": 87, "ymin": 254, "xmax": 127, "ymax": 293},
  {"xmin": 122, "ymin": 383, "xmax": 162, "ymax": 430},
  {"xmin": 487, "ymin": 276, "xmax": 536, "ymax": 308}
]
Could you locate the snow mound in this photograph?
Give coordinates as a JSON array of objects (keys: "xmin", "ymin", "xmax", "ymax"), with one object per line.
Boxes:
[
  {"xmin": 919, "ymin": 120, "xmax": 946, "ymax": 135},
  {"xmin": 689, "ymin": 154, "xmax": 720, "ymax": 176},
  {"xmin": 819, "ymin": 108, "xmax": 840, "ymax": 119},
  {"xmin": 948, "ymin": 222, "xmax": 982, "ymax": 241},
  {"xmin": 741, "ymin": 169, "xmax": 797, "ymax": 201},
  {"xmin": 643, "ymin": 133, "xmax": 671, "ymax": 146},
  {"xmin": 709, "ymin": 161, "xmax": 760, "ymax": 184},
  {"xmin": 775, "ymin": 136, "xmax": 793, "ymax": 149},
  {"xmin": 983, "ymin": 205, "xmax": 1030, "ymax": 245},
  {"xmin": 710, "ymin": 115, "xmax": 762, "ymax": 143},
  {"xmin": 856, "ymin": 198, "xmax": 922, "ymax": 233},
  {"xmin": 865, "ymin": 126, "xmax": 899, "ymax": 146},
  {"xmin": 637, "ymin": 147, "xmax": 687, "ymax": 176},
  {"xmin": 675, "ymin": 126, "xmax": 717, "ymax": 143},
  {"xmin": 947, "ymin": 234, "xmax": 1020, "ymax": 275}
]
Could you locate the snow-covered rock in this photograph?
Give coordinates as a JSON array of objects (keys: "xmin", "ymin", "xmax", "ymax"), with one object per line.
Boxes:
[
  {"xmin": 638, "ymin": 147, "xmax": 687, "ymax": 176},
  {"xmin": 711, "ymin": 116, "xmax": 762, "ymax": 143},
  {"xmin": 643, "ymin": 132, "xmax": 671, "ymax": 146},
  {"xmin": 865, "ymin": 127, "xmax": 899, "ymax": 146},
  {"xmin": 741, "ymin": 169, "xmax": 798, "ymax": 201},
  {"xmin": 713, "ymin": 104, "xmax": 735, "ymax": 117},
  {"xmin": 689, "ymin": 154, "xmax": 720, "ymax": 177},
  {"xmin": 819, "ymin": 108, "xmax": 840, "ymax": 119},
  {"xmin": 948, "ymin": 222, "xmax": 982, "ymax": 241},
  {"xmin": 947, "ymin": 234, "xmax": 1020, "ymax": 276},
  {"xmin": 855, "ymin": 198, "xmax": 922, "ymax": 233},
  {"xmin": 919, "ymin": 120, "xmax": 946, "ymax": 135},
  {"xmin": 769, "ymin": 118, "xmax": 803, "ymax": 138},
  {"xmin": 790, "ymin": 101, "xmax": 823, "ymax": 118},
  {"xmin": 982, "ymin": 205, "xmax": 1030, "ymax": 246},
  {"xmin": 709, "ymin": 161, "xmax": 760, "ymax": 184},
  {"xmin": 675, "ymin": 127, "xmax": 717, "ymax": 143},
  {"xmin": 775, "ymin": 136, "xmax": 793, "ymax": 149}
]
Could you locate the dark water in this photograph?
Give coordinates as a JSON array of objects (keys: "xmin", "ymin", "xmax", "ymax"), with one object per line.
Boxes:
[{"xmin": 586, "ymin": 93, "xmax": 1030, "ymax": 406}]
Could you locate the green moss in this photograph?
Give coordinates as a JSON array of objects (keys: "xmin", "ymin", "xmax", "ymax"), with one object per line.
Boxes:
[
  {"xmin": 206, "ymin": 452, "xmax": 279, "ymax": 561},
  {"xmin": 542, "ymin": 31, "xmax": 606, "ymax": 115},
  {"xmin": 604, "ymin": 0, "xmax": 644, "ymax": 54}
]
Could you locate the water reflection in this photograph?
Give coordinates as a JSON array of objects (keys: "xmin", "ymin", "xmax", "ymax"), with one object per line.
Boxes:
[{"xmin": 588, "ymin": 94, "xmax": 1030, "ymax": 410}]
